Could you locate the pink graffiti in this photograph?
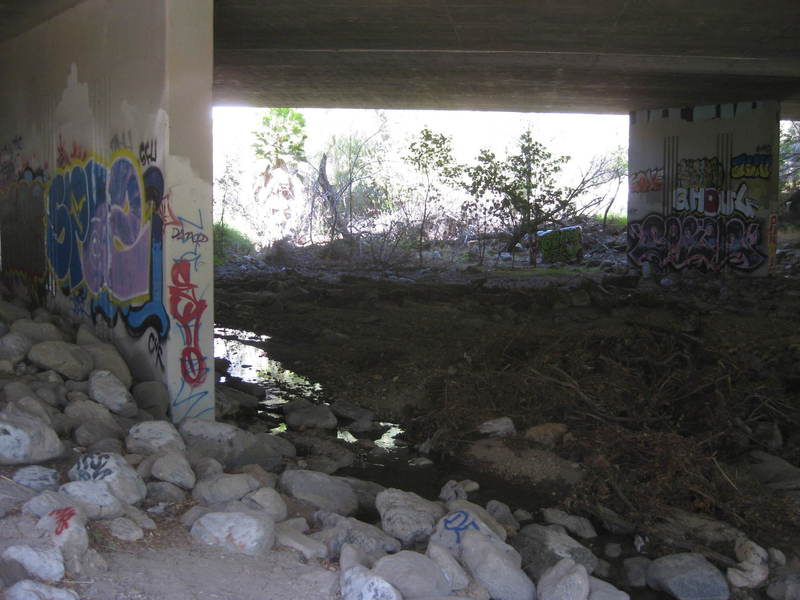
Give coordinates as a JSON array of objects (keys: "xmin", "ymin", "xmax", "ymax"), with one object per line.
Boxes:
[
  {"xmin": 50, "ymin": 506, "xmax": 77, "ymax": 535},
  {"xmin": 169, "ymin": 260, "xmax": 208, "ymax": 386}
]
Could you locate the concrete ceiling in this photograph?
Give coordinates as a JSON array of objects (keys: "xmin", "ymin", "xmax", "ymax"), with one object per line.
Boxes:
[
  {"xmin": 0, "ymin": 0, "xmax": 84, "ymax": 44},
  {"xmin": 214, "ymin": 0, "xmax": 800, "ymax": 118}
]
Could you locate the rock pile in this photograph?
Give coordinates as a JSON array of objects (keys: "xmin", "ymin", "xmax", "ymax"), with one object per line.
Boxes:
[{"xmin": 1, "ymin": 293, "xmax": 798, "ymax": 600}]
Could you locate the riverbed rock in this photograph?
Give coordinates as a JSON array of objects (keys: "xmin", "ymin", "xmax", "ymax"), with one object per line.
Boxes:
[
  {"xmin": 371, "ymin": 550, "xmax": 451, "ymax": 598},
  {"xmin": 12, "ymin": 466, "xmax": 60, "ymax": 492},
  {"xmin": 275, "ymin": 521, "xmax": 328, "ymax": 560},
  {"xmin": 79, "ymin": 343, "xmax": 132, "ymax": 389},
  {"xmin": 241, "ymin": 487, "xmax": 287, "ymax": 522},
  {"xmin": 0, "ymin": 300, "xmax": 30, "ymax": 323},
  {"xmin": 5, "ymin": 579, "xmax": 79, "ymax": 600},
  {"xmin": 589, "ymin": 576, "xmax": 630, "ymax": 600},
  {"xmin": 68, "ymin": 452, "xmax": 146, "ymax": 505},
  {"xmin": 28, "ymin": 342, "xmax": 93, "ymax": 381},
  {"xmin": 0, "ymin": 478, "xmax": 37, "ymax": 517},
  {"xmin": 465, "ymin": 438, "xmax": 583, "ymax": 485},
  {"xmin": 340, "ymin": 565, "xmax": 402, "ymax": 600},
  {"xmin": 376, "ymin": 488, "xmax": 445, "ymax": 547},
  {"xmin": 109, "ymin": 517, "xmax": 144, "ymax": 541},
  {"xmin": 0, "ymin": 333, "xmax": 32, "ymax": 366},
  {"xmin": 10, "ymin": 319, "xmax": 65, "ymax": 344},
  {"xmin": 285, "ymin": 404, "xmax": 337, "ymax": 430},
  {"xmin": 524, "ymin": 423, "xmax": 569, "ymax": 447},
  {"xmin": 538, "ymin": 558, "xmax": 589, "ymax": 600},
  {"xmin": 126, "ymin": 421, "xmax": 186, "ymax": 456},
  {"xmin": 146, "ymin": 481, "xmax": 186, "ymax": 504},
  {"xmin": 88, "ymin": 370, "xmax": 136, "ymax": 417},
  {"xmin": 0, "ymin": 413, "xmax": 64, "ymax": 465},
  {"xmin": 192, "ymin": 473, "xmax": 260, "ymax": 505},
  {"xmin": 312, "ymin": 511, "xmax": 401, "ymax": 560},
  {"xmin": 461, "ymin": 528, "xmax": 535, "ymax": 600},
  {"xmin": 279, "ymin": 469, "xmax": 358, "ymax": 516},
  {"xmin": 541, "ymin": 508, "xmax": 597, "ymax": 539},
  {"xmin": 150, "ymin": 452, "xmax": 196, "ymax": 490},
  {"xmin": 426, "ymin": 541, "xmax": 471, "ymax": 591},
  {"xmin": 0, "ymin": 544, "xmax": 65, "ymax": 584},
  {"xmin": 478, "ymin": 416, "xmax": 516, "ymax": 437},
  {"xmin": 190, "ymin": 511, "xmax": 274, "ymax": 556},
  {"xmin": 179, "ymin": 418, "xmax": 254, "ymax": 467},
  {"xmin": 336, "ymin": 476, "xmax": 385, "ymax": 513},
  {"xmin": 131, "ymin": 381, "xmax": 170, "ymax": 420},
  {"xmin": 448, "ymin": 499, "xmax": 507, "ymax": 541},
  {"xmin": 58, "ymin": 481, "xmax": 125, "ymax": 520},
  {"xmin": 511, "ymin": 523, "xmax": 599, "ymax": 579},
  {"xmin": 430, "ymin": 509, "xmax": 511, "ymax": 560},
  {"xmin": 646, "ymin": 553, "xmax": 730, "ymax": 600}
]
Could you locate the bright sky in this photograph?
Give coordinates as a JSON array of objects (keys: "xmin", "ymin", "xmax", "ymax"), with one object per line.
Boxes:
[{"xmin": 212, "ymin": 107, "xmax": 630, "ymax": 240}]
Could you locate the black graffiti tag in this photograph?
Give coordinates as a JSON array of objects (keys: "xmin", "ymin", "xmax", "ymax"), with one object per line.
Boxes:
[{"xmin": 77, "ymin": 453, "xmax": 113, "ymax": 481}]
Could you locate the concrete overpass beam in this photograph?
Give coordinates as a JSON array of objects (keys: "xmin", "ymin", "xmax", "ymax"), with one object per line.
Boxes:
[
  {"xmin": 627, "ymin": 101, "xmax": 780, "ymax": 275},
  {"xmin": 0, "ymin": 0, "xmax": 215, "ymax": 421}
]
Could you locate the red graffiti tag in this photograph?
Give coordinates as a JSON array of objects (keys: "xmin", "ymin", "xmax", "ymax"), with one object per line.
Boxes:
[
  {"xmin": 169, "ymin": 260, "xmax": 208, "ymax": 386},
  {"xmin": 50, "ymin": 506, "xmax": 77, "ymax": 535}
]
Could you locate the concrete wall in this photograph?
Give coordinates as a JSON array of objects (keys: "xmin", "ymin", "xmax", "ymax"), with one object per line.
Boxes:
[
  {"xmin": 627, "ymin": 101, "xmax": 780, "ymax": 275},
  {"xmin": 0, "ymin": 0, "xmax": 215, "ymax": 421}
]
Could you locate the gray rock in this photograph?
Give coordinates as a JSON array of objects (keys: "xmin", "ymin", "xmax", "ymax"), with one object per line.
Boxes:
[
  {"xmin": 647, "ymin": 553, "xmax": 730, "ymax": 600},
  {"xmin": 340, "ymin": 542, "xmax": 369, "ymax": 571},
  {"xmin": 429, "ymin": 509, "xmax": 510, "ymax": 560},
  {"xmin": 340, "ymin": 565, "xmax": 402, "ymax": 600},
  {"xmin": 59, "ymin": 481, "xmax": 125, "ymax": 519},
  {"xmin": 28, "ymin": 342, "xmax": 93, "ymax": 381},
  {"xmin": 726, "ymin": 562, "xmax": 769, "ymax": 589},
  {"xmin": 151, "ymin": 452, "xmax": 196, "ymax": 490},
  {"xmin": 88, "ymin": 370, "xmax": 136, "ymax": 417},
  {"xmin": 0, "ymin": 413, "xmax": 64, "ymax": 465},
  {"xmin": 538, "ymin": 558, "xmax": 589, "ymax": 600},
  {"xmin": 286, "ymin": 404, "xmax": 338, "ymax": 430},
  {"xmin": 6, "ymin": 579, "xmax": 79, "ymax": 600},
  {"xmin": 88, "ymin": 437, "xmax": 124, "ymax": 455},
  {"xmin": 511, "ymin": 524, "xmax": 599, "ymax": 580},
  {"xmin": 121, "ymin": 504, "xmax": 157, "ymax": 530},
  {"xmin": 590, "ymin": 505, "xmax": 635, "ymax": 535},
  {"xmin": 659, "ymin": 509, "xmax": 745, "ymax": 547},
  {"xmin": 448, "ymin": 499, "xmax": 507, "ymax": 541},
  {"xmin": 63, "ymin": 396, "xmax": 121, "ymax": 432},
  {"xmin": 487, "ymin": 499, "xmax": 519, "ymax": 534},
  {"xmin": 0, "ymin": 300, "xmax": 30, "ymax": 322},
  {"xmin": 190, "ymin": 511, "xmax": 274, "ymax": 556},
  {"xmin": 279, "ymin": 469, "xmax": 358, "ymax": 516},
  {"xmin": 478, "ymin": 416, "xmax": 516, "ymax": 437},
  {"xmin": 192, "ymin": 473, "xmax": 260, "ymax": 505},
  {"xmin": 12, "ymin": 466, "xmax": 59, "ymax": 492},
  {"xmin": 1, "ymin": 476, "xmax": 37, "ymax": 517},
  {"xmin": 275, "ymin": 521, "xmax": 328, "ymax": 560},
  {"xmin": 376, "ymin": 488, "xmax": 445, "ymax": 547},
  {"xmin": 179, "ymin": 418, "xmax": 255, "ymax": 467},
  {"xmin": 604, "ymin": 543, "xmax": 622, "ymax": 559},
  {"xmin": 426, "ymin": 541, "xmax": 471, "ymax": 591},
  {"xmin": 226, "ymin": 432, "xmax": 289, "ymax": 471},
  {"xmin": 589, "ymin": 577, "xmax": 630, "ymax": 600},
  {"xmin": 193, "ymin": 456, "xmax": 224, "ymax": 480},
  {"xmin": 3, "ymin": 395, "xmax": 54, "ymax": 426},
  {"xmin": 10, "ymin": 319, "xmax": 65, "ymax": 344},
  {"xmin": 0, "ymin": 333, "xmax": 32, "ymax": 365},
  {"xmin": 79, "ymin": 343, "xmax": 132, "ymax": 389},
  {"xmin": 126, "ymin": 421, "xmax": 186, "ymax": 455},
  {"xmin": 131, "ymin": 381, "xmax": 170, "ymax": 420},
  {"xmin": 109, "ymin": 517, "xmax": 144, "ymax": 541},
  {"xmin": 336, "ymin": 476, "xmax": 385, "ymax": 512},
  {"xmin": 37, "ymin": 505, "xmax": 89, "ymax": 577},
  {"xmin": 241, "ymin": 487, "xmax": 287, "ymax": 522},
  {"xmin": 461, "ymin": 529, "xmax": 536, "ymax": 600},
  {"xmin": 0, "ymin": 544, "xmax": 64, "ymax": 584},
  {"xmin": 541, "ymin": 508, "xmax": 597, "ymax": 539},
  {"xmin": 372, "ymin": 550, "xmax": 451, "ymax": 599},
  {"xmin": 180, "ymin": 505, "xmax": 211, "ymax": 528},
  {"xmin": 4, "ymin": 381, "xmax": 37, "ymax": 401},
  {"xmin": 68, "ymin": 452, "xmax": 146, "ymax": 505},
  {"xmin": 312, "ymin": 511, "xmax": 401, "ymax": 560},
  {"xmin": 745, "ymin": 451, "xmax": 800, "ymax": 490},
  {"xmin": 439, "ymin": 480, "xmax": 468, "ymax": 503},
  {"xmin": 767, "ymin": 572, "xmax": 800, "ymax": 600},
  {"xmin": 146, "ymin": 481, "xmax": 187, "ymax": 503},
  {"xmin": 284, "ymin": 432, "xmax": 354, "ymax": 473},
  {"xmin": 21, "ymin": 491, "xmax": 76, "ymax": 518}
]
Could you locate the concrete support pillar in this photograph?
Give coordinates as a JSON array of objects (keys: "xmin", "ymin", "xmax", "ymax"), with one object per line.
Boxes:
[
  {"xmin": 0, "ymin": 0, "xmax": 215, "ymax": 421},
  {"xmin": 627, "ymin": 101, "xmax": 780, "ymax": 276}
]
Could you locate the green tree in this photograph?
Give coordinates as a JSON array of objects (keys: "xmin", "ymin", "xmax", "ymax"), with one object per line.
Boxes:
[
  {"xmin": 252, "ymin": 108, "xmax": 308, "ymax": 174},
  {"xmin": 405, "ymin": 128, "xmax": 459, "ymax": 264},
  {"xmin": 780, "ymin": 120, "xmax": 800, "ymax": 193},
  {"xmin": 464, "ymin": 130, "xmax": 571, "ymax": 265},
  {"xmin": 213, "ymin": 155, "xmax": 242, "ymax": 260}
]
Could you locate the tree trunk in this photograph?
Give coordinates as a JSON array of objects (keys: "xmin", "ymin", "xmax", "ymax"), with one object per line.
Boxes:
[{"xmin": 318, "ymin": 153, "xmax": 347, "ymax": 240}]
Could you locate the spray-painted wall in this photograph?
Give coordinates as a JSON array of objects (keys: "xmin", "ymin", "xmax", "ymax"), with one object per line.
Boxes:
[
  {"xmin": 0, "ymin": 0, "xmax": 214, "ymax": 421},
  {"xmin": 627, "ymin": 101, "xmax": 780, "ymax": 275}
]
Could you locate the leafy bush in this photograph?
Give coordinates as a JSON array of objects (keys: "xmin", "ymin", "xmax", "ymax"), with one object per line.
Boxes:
[{"xmin": 214, "ymin": 222, "xmax": 254, "ymax": 265}]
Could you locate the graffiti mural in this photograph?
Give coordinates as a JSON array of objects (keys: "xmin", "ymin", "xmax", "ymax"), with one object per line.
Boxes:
[
  {"xmin": 537, "ymin": 226, "xmax": 583, "ymax": 263},
  {"xmin": 672, "ymin": 182, "xmax": 758, "ymax": 218},
  {"xmin": 45, "ymin": 150, "xmax": 169, "ymax": 339},
  {"xmin": 628, "ymin": 213, "xmax": 765, "ymax": 272},
  {"xmin": 677, "ymin": 157, "xmax": 724, "ymax": 189},
  {"xmin": 169, "ymin": 259, "xmax": 208, "ymax": 386},
  {"xmin": 630, "ymin": 168, "xmax": 664, "ymax": 193},
  {"xmin": 731, "ymin": 153, "xmax": 772, "ymax": 179}
]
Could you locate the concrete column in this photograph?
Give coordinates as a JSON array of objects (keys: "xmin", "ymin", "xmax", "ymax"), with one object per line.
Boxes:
[
  {"xmin": 627, "ymin": 101, "xmax": 780, "ymax": 276},
  {"xmin": 0, "ymin": 0, "xmax": 215, "ymax": 421}
]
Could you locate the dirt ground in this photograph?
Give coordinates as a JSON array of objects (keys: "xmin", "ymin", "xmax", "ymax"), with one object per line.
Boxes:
[{"xmin": 214, "ymin": 245, "xmax": 800, "ymax": 557}]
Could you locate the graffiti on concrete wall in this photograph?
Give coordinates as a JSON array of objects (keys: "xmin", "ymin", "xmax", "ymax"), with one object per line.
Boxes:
[
  {"xmin": 677, "ymin": 157, "xmax": 724, "ymax": 189},
  {"xmin": 537, "ymin": 226, "xmax": 583, "ymax": 263},
  {"xmin": 730, "ymin": 153, "xmax": 772, "ymax": 179},
  {"xmin": 46, "ymin": 149, "xmax": 169, "ymax": 339},
  {"xmin": 630, "ymin": 168, "xmax": 664, "ymax": 193},
  {"xmin": 628, "ymin": 213, "xmax": 765, "ymax": 272},
  {"xmin": 672, "ymin": 182, "xmax": 759, "ymax": 218}
]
